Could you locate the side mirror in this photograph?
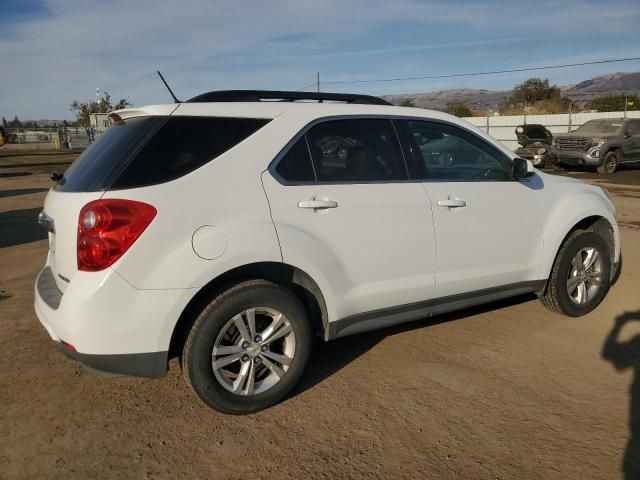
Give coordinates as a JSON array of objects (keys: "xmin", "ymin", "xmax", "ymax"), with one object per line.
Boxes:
[{"xmin": 513, "ymin": 157, "xmax": 535, "ymax": 179}]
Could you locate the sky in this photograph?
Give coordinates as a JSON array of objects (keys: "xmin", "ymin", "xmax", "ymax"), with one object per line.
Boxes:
[{"xmin": 1, "ymin": 0, "xmax": 639, "ymax": 120}]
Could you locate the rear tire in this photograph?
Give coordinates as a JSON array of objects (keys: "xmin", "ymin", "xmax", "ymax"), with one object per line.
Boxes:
[
  {"xmin": 597, "ymin": 151, "xmax": 620, "ymax": 175},
  {"xmin": 540, "ymin": 230, "xmax": 611, "ymax": 316},
  {"xmin": 182, "ymin": 280, "xmax": 312, "ymax": 414}
]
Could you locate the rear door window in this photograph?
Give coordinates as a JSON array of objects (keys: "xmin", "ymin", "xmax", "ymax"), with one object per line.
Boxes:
[
  {"xmin": 274, "ymin": 137, "xmax": 316, "ymax": 183},
  {"xmin": 305, "ymin": 119, "xmax": 408, "ymax": 182}
]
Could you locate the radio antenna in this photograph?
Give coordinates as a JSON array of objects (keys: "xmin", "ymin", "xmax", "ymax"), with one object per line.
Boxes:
[{"xmin": 157, "ymin": 70, "xmax": 181, "ymax": 103}]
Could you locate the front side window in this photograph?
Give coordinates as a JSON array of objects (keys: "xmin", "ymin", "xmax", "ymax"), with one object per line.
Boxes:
[
  {"xmin": 406, "ymin": 120, "xmax": 509, "ymax": 181},
  {"xmin": 305, "ymin": 119, "xmax": 407, "ymax": 182}
]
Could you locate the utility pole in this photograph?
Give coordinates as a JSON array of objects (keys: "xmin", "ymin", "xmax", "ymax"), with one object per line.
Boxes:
[
  {"xmin": 624, "ymin": 95, "xmax": 627, "ymax": 118},
  {"xmin": 316, "ymin": 72, "xmax": 320, "ymax": 93}
]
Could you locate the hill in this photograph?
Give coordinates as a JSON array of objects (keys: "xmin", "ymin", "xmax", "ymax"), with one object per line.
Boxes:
[{"xmin": 383, "ymin": 71, "xmax": 640, "ymax": 111}]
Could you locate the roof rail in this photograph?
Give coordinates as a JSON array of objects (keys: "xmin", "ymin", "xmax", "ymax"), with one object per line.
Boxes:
[{"xmin": 186, "ymin": 90, "xmax": 392, "ymax": 106}]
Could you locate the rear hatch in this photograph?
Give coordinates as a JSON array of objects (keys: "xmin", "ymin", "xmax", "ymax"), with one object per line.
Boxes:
[{"xmin": 41, "ymin": 107, "xmax": 174, "ymax": 292}]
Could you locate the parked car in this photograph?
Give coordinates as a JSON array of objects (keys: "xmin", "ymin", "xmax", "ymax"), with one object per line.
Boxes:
[
  {"xmin": 514, "ymin": 124, "xmax": 555, "ymax": 169},
  {"xmin": 35, "ymin": 90, "xmax": 621, "ymax": 414},
  {"xmin": 554, "ymin": 118, "xmax": 640, "ymax": 174}
]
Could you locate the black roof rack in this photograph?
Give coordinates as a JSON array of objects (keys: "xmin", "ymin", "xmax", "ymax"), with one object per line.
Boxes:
[{"xmin": 187, "ymin": 90, "xmax": 392, "ymax": 106}]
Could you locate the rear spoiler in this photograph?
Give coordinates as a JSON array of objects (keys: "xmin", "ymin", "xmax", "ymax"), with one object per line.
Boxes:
[{"xmin": 108, "ymin": 104, "xmax": 180, "ymax": 122}]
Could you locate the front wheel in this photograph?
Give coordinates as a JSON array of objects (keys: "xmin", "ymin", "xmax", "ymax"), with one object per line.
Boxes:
[
  {"xmin": 540, "ymin": 230, "xmax": 611, "ymax": 316},
  {"xmin": 597, "ymin": 151, "xmax": 619, "ymax": 175},
  {"xmin": 182, "ymin": 280, "xmax": 312, "ymax": 414}
]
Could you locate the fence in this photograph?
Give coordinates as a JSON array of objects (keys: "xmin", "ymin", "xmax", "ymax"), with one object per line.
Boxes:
[
  {"xmin": 4, "ymin": 126, "xmax": 99, "ymax": 150},
  {"xmin": 463, "ymin": 110, "xmax": 640, "ymax": 150}
]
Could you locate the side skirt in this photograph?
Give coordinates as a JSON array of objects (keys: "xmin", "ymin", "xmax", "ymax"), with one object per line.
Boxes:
[{"xmin": 326, "ymin": 280, "xmax": 547, "ymax": 340}]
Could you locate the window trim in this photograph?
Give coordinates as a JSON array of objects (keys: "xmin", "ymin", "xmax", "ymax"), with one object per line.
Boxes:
[
  {"xmin": 400, "ymin": 119, "xmax": 514, "ymax": 182},
  {"xmin": 268, "ymin": 114, "xmax": 515, "ymax": 186},
  {"xmin": 268, "ymin": 115, "xmax": 412, "ymax": 186}
]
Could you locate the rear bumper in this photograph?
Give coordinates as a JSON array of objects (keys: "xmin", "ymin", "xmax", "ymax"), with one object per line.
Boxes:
[
  {"xmin": 34, "ymin": 264, "xmax": 196, "ymax": 378},
  {"xmin": 55, "ymin": 341, "xmax": 167, "ymax": 378}
]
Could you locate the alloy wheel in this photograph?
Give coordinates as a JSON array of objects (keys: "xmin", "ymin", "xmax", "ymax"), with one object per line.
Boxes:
[
  {"xmin": 566, "ymin": 247, "xmax": 603, "ymax": 305},
  {"xmin": 211, "ymin": 307, "xmax": 296, "ymax": 396}
]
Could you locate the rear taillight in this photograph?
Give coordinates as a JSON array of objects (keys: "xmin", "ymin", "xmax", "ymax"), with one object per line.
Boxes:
[{"xmin": 77, "ymin": 199, "xmax": 156, "ymax": 271}]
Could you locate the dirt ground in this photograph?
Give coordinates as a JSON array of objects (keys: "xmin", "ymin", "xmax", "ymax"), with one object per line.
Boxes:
[{"xmin": 1, "ymin": 151, "xmax": 639, "ymax": 480}]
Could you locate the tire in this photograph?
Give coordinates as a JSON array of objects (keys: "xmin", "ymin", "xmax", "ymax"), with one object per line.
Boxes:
[
  {"xmin": 597, "ymin": 150, "xmax": 620, "ymax": 175},
  {"xmin": 182, "ymin": 280, "xmax": 313, "ymax": 414},
  {"xmin": 540, "ymin": 230, "xmax": 611, "ymax": 317}
]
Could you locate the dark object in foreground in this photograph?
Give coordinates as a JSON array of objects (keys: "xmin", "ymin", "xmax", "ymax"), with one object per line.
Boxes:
[{"xmin": 514, "ymin": 124, "xmax": 555, "ymax": 169}]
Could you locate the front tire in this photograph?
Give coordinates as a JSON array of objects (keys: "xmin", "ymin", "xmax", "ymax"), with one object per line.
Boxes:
[
  {"xmin": 540, "ymin": 230, "xmax": 611, "ymax": 316},
  {"xmin": 597, "ymin": 151, "xmax": 620, "ymax": 175},
  {"xmin": 182, "ymin": 280, "xmax": 312, "ymax": 414}
]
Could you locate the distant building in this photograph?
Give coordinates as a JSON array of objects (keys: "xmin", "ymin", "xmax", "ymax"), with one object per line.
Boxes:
[{"xmin": 89, "ymin": 113, "xmax": 112, "ymax": 132}]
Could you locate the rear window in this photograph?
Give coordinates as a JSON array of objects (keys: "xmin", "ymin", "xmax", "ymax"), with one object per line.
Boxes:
[
  {"xmin": 55, "ymin": 117, "xmax": 164, "ymax": 192},
  {"xmin": 56, "ymin": 116, "xmax": 270, "ymax": 192}
]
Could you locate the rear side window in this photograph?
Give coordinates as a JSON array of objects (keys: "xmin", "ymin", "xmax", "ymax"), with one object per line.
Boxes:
[
  {"xmin": 306, "ymin": 119, "xmax": 407, "ymax": 182},
  {"xmin": 275, "ymin": 137, "xmax": 316, "ymax": 182},
  {"xmin": 55, "ymin": 117, "xmax": 165, "ymax": 192},
  {"xmin": 56, "ymin": 116, "xmax": 270, "ymax": 192},
  {"xmin": 112, "ymin": 116, "xmax": 270, "ymax": 189}
]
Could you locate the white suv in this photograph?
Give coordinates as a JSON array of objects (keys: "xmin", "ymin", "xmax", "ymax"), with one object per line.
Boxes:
[{"xmin": 35, "ymin": 90, "xmax": 621, "ymax": 413}]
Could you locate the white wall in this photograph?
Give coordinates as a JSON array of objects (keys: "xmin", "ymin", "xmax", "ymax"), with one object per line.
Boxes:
[{"xmin": 463, "ymin": 111, "xmax": 640, "ymax": 150}]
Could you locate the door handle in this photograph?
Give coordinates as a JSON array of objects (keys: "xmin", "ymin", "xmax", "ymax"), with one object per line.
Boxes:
[
  {"xmin": 298, "ymin": 199, "xmax": 338, "ymax": 210},
  {"xmin": 437, "ymin": 199, "xmax": 466, "ymax": 208}
]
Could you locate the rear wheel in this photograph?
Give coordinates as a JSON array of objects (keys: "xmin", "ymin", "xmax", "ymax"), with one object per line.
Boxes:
[
  {"xmin": 540, "ymin": 230, "xmax": 611, "ymax": 316},
  {"xmin": 597, "ymin": 151, "xmax": 619, "ymax": 175},
  {"xmin": 182, "ymin": 280, "xmax": 312, "ymax": 414}
]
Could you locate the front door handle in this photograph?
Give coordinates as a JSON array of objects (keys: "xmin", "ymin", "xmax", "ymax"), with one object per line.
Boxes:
[
  {"xmin": 298, "ymin": 199, "xmax": 338, "ymax": 210},
  {"xmin": 437, "ymin": 199, "xmax": 466, "ymax": 208}
]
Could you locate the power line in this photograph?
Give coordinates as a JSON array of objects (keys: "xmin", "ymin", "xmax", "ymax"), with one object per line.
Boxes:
[{"xmin": 294, "ymin": 56, "xmax": 640, "ymax": 90}]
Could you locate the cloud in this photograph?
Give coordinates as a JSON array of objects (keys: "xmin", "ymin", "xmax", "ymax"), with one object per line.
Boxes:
[{"xmin": 1, "ymin": 0, "xmax": 639, "ymax": 118}]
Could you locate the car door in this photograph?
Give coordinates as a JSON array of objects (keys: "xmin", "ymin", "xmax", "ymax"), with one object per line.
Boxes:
[
  {"xmin": 262, "ymin": 117, "xmax": 436, "ymax": 323},
  {"xmin": 399, "ymin": 119, "xmax": 543, "ymax": 299}
]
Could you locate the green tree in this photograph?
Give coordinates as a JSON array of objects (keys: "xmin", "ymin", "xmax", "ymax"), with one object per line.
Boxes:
[
  {"xmin": 400, "ymin": 98, "xmax": 416, "ymax": 107},
  {"xmin": 509, "ymin": 78, "xmax": 561, "ymax": 105},
  {"xmin": 70, "ymin": 92, "xmax": 131, "ymax": 127},
  {"xmin": 2, "ymin": 117, "xmax": 8, "ymax": 128},
  {"xmin": 588, "ymin": 94, "xmax": 639, "ymax": 112},
  {"xmin": 444, "ymin": 101, "xmax": 473, "ymax": 117}
]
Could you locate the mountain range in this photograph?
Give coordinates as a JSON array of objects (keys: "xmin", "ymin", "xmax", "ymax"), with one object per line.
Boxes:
[{"xmin": 382, "ymin": 71, "xmax": 640, "ymax": 111}]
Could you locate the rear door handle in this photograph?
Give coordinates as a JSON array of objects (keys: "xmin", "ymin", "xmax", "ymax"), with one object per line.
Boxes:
[
  {"xmin": 437, "ymin": 199, "xmax": 466, "ymax": 208},
  {"xmin": 298, "ymin": 199, "xmax": 338, "ymax": 210}
]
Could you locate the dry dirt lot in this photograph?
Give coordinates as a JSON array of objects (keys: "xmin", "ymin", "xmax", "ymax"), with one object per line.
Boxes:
[{"xmin": 1, "ymin": 151, "xmax": 639, "ymax": 480}]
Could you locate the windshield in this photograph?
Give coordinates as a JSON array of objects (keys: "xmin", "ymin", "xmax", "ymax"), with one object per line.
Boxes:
[{"xmin": 574, "ymin": 120, "xmax": 623, "ymax": 135}]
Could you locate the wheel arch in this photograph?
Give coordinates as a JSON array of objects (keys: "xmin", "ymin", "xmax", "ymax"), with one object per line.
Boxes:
[
  {"xmin": 168, "ymin": 262, "xmax": 328, "ymax": 360},
  {"xmin": 541, "ymin": 214, "xmax": 615, "ymax": 288}
]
